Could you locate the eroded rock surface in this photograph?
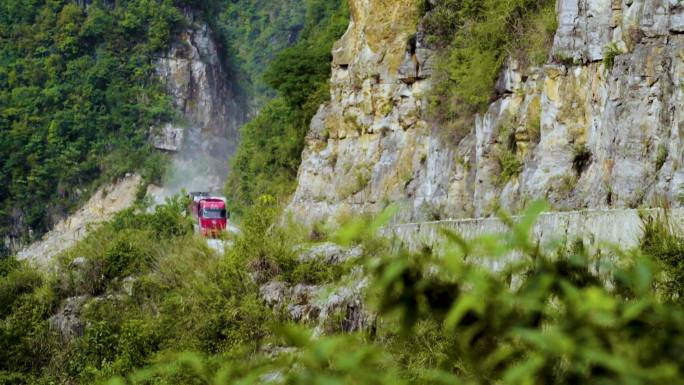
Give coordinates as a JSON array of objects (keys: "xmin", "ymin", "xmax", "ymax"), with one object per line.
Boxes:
[
  {"xmin": 288, "ymin": 0, "xmax": 684, "ymax": 224},
  {"xmin": 259, "ymin": 244, "xmax": 372, "ymax": 334},
  {"xmin": 49, "ymin": 296, "xmax": 87, "ymax": 341},
  {"xmin": 17, "ymin": 174, "xmax": 143, "ymax": 266},
  {"xmin": 153, "ymin": 9, "xmax": 245, "ymax": 193}
]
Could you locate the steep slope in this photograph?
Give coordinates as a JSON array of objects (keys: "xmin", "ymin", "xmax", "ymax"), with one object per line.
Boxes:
[
  {"xmin": 288, "ymin": 0, "xmax": 430, "ymax": 223},
  {"xmin": 16, "ymin": 174, "xmax": 142, "ymax": 266},
  {"xmin": 289, "ymin": 0, "xmax": 684, "ymax": 224},
  {"xmin": 10, "ymin": 4, "xmax": 246, "ymax": 261},
  {"xmin": 217, "ymin": 0, "xmax": 307, "ymax": 106},
  {"xmin": 152, "ymin": 8, "xmax": 245, "ymax": 195},
  {"xmin": 223, "ymin": 0, "xmax": 350, "ymax": 213},
  {"xmin": 0, "ymin": 1, "xmax": 219, "ymax": 255}
]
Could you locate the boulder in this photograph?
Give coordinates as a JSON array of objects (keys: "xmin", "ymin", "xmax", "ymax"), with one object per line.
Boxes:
[{"xmin": 49, "ymin": 296, "xmax": 88, "ymax": 341}]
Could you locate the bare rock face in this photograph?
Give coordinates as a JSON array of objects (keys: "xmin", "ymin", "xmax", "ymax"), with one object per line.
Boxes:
[
  {"xmin": 553, "ymin": 0, "xmax": 684, "ymax": 62},
  {"xmin": 153, "ymin": 9, "xmax": 245, "ymax": 192},
  {"xmin": 149, "ymin": 123, "xmax": 184, "ymax": 152},
  {"xmin": 288, "ymin": 0, "xmax": 684, "ymax": 224},
  {"xmin": 288, "ymin": 0, "xmax": 451, "ymax": 224},
  {"xmin": 17, "ymin": 174, "xmax": 143, "ymax": 266},
  {"xmin": 484, "ymin": 0, "xmax": 684, "ymax": 213}
]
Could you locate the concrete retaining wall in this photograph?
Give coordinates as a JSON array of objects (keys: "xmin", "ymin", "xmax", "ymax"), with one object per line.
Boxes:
[{"xmin": 381, "ymin": 208, "xmax": 684, "ymax": 256}]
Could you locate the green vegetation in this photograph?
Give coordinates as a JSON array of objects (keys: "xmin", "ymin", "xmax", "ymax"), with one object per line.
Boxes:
[
  {"xmin": 526, "ymin": 96, "xmax": 542, "ymax": 144},
  {"xmin": 603, "ymin": 42, "xmax": 622, "ymax": 70},
  {"xmin": 2, "ymin": 198, "xmax": 684, "ymax": 384},
  {"xmin": 557, "ymin": 173, "xmax": 579, "ymax": 196},
  {"xmin": 0, "ymin": 0, "xmax": 220, "ymax": 251},
  {"xmin": 217, "ymin": 0, "xmax": 307, "ymax": 105},
  {"xmin": 656, "ymin": 144, "xmax": 669, "ymax": 172},
  {"xmin": 0, "ymin": 193, "xmax": 366, "ymax": 384},
  {"xmin": 572, "ymin": 143, "xmax": 592, "ymax": 176},
  {"xmin": 5, "ymin": 1, "xmax": 684, "ymax": 384},
  {"xmin": 0, "ymin": 196, "xmax": 266, "ymax": 384},
  {"xmin": 494, "ymin": 118, "xmax": 523, "ymax": 186},
  {"xmin": 423, "ymin": 0, "xmax": 557, "ymax": 128},
  {"xmin": 496, "ymin": 149, "xmax": 523, "ymax": 186},
  {"xmin": 641, "ymin": 214, "xmax": 684, "ymax": 303},
  {"xmin": 225, "ymin": 0, "xmax": 350, "ymax": 215}
]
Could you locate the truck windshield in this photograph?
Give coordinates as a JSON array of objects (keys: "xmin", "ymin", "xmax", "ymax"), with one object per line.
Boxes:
[{"xmin": 201, "ymin": 208, "xmax": 226, "ymax": 219}]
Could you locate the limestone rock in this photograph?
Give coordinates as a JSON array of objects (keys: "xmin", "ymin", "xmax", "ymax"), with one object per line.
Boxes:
[
  {"xmin": 288, "ymin": 0, "xmax": 684, "ymax": 224},
  {"xmin": 260, "ymin": 281, "xmax": 291, "ymax": 308},
  {"xmin": 553, "ymin": 0, "xmax": 613, "ymax": 62},
  {"xmin": 288, "ymin": 0, "xmax": 447, "ymax": 224},
  {"xmin": 552, "ymin": 0, "xmax": 684, "ymax": 62},
  {"xmin": 122, "ymin": 276, "xmax": 137, "ymax": 297},
  {"xmin": 154, "ymin": 10, "xmax": 243, "ymax": 151},
  {"xmin": 259, "ymin": 244, "xmax": 372, "ymax": 334},
  {"xmin": 150, "ymin": 123, "xmax": 184, "ymax": 152},
  {"xmin": 153, "ymin": 9, "xmax": 245, "ymax": 193}
]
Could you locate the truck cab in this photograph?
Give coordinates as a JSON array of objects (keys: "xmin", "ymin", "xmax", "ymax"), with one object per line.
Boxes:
[{"xmin": 189, "ymin": 193, "xmax": 228, "ymax": 238}]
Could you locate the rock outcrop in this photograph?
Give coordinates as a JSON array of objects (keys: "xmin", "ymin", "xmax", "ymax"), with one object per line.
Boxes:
[
  {"xmin": 153, "ymin": 9, "xmax": 245, "ymax": 193},
  {"xmin": 288, "ymin": 0, "xmax": 439, "ymax": 224},
  {"xmin": 49, "ymin": 296, "xmax": 87, "ymax": 341},
  {"xmin": 288, "ymin": 0, "xmax": 684, "ymax": 224},
  {"xmin": 259, "ymin": 244, "xmax": 372, "ymax": 335},
  {"xmin": 16, "ymin": 174, "xmax": 142, "ymax": 266}
]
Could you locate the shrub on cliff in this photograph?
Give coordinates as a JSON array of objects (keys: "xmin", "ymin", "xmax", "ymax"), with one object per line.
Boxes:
[
  {"xmin": 640, "ymin": 214, "xmax": 684, "ymax": 303},
  {"xmin": 424, "ymin": 0, "xmax": 557, "ymax": 125},
  {"xmin": 0, "ymin": 259, "xmax": 57, "ymax": 383}
]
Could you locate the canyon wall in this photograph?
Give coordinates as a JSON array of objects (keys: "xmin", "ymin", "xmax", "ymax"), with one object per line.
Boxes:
[
  {"xmin": 153, "ymin": 9, "xmax": 245, "ymax": 193},
  {"xmin": 289, "ymin": 0, "xmax": 684, "ymax": 224}
]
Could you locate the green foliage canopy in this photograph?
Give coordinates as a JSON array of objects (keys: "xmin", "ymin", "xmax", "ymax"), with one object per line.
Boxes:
[
  {"xmin": 0, "ymin": 0, "xmax": 204, "ymax": 250},
  {"xmin": 424, "ymin": 0, "xmax": 557, "ymax": 125},
  {"xmin": 217, "ymin": 0, "xmax": 307, "ymax": 105}
]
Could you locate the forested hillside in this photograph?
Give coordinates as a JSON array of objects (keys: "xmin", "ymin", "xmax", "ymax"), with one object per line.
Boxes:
[
  {"xmin": 217, "ymin": 0, "xmax": 307, "ymax": 106},
  {"xmin": 0, "ymin": 0, "xmax": 216, "ymax": 253},
  {"xmin": 0, "ymin": 0, "xmax": 331, "ymax": 252},
  {"xmin": 224, "ymin": 0, "xmax": 349, "ymax": 214},
  {"xmin": 0, "ymin": 0, "xmax": 352, "ymax": 236}
]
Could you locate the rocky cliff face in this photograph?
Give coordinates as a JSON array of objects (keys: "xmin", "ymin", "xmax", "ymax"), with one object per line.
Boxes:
[
  {"xmin": 153, "ymin": 9, "xmax": 245, "ymax": 193},
  {"xmin": 288, "ymin": 0, "xmax": 438, "ymax": 223},
  {"xmin": 17, "ymin": 175, "xmax": 143, "ymax": 266},
  {"xmin": 289, "ymin": 0, "xmax": 684, "ymax": 224}
]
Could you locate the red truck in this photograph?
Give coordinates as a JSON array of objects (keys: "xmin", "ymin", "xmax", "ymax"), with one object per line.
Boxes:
[{"xmin": 189, "ymin": 192, "xmax": 228, "ymax": 238}]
